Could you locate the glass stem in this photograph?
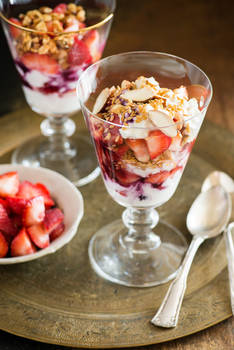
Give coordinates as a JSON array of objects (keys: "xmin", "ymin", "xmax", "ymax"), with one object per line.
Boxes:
[
  {"xmin": 40, "ymin": 116, "xmax": 76, "ymax": 160},
  {"xmin": 121, "ymin": 207, "xmax": 161, "ymax": 254}
]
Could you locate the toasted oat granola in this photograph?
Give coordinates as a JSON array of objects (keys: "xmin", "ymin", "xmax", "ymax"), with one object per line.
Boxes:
[{"xmin": 10, "ymin": 3, "xmax": 86, "ymax": 69}]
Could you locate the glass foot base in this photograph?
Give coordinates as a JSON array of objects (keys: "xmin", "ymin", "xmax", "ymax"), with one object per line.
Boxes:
[
  {"xmin": 11, "ymin": 134, "xmax": 100, "ymax": 187},
  {"xmin": 89, "ymin": 219, "xmax": 188, "ymax": 287}
]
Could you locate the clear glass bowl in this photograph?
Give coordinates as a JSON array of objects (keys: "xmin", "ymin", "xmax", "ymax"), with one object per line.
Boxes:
[
  {"xmin": 0, "ymin": 0, "xmax": 116, "ymax": 186},
  {"xmin": 77, "ymin": 51, "xmax": 212, "ymax": 287}
]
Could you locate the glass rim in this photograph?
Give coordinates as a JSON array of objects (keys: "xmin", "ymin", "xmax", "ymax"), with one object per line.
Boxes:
[
  {"xmin": 77, "ymin": 51, "xmax": 213, "ymax": 129},
  {"xmin": 0, "ymin": 0, "xmax": 115, "ymax": 36}
]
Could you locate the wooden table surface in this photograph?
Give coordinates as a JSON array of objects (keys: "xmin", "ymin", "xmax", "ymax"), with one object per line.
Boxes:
[{"xmin": 0, "ymin": 0, "xmax": 233, "ymax": 349}]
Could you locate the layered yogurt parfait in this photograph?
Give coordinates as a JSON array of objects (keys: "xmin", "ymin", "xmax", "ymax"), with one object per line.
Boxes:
[
  {"xmin": 89, "ymin": 76, "xmax": 204, "ymax": 207},
  {"xmin": 7, "ymin": 3, "xmax": 106, "ymax": 116}
]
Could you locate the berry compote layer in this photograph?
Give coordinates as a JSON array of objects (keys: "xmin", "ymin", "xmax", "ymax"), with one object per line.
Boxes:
[
  {"xmin": 8, "ymin": 3, "xmax": 105, "ymax": 116},
  {"xmin": 89, "ymin": 76, "xmax": 204, "ymax": 208}
]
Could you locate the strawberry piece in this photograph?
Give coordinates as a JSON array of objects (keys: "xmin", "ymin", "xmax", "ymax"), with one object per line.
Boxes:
[
  {"xmin": 0, "ymin": 198, "xmax": 11, "ymax": 215},
  {"xmin": 43, "ymin": 208, "xmax": 64, "ymax": 234},
  {"xmin": 46, "ymin": 21, "xmax": 54, "ymax": 32},
  {"xmin": 68, "ymin": 37, "xmax": 92, "ymax": 66},
  {"xmin": 0, "ymin": 202, "xmax": 17, "ymax": 237},
  {"xmin": 6, "ymin": 196, "xmax": 27, "ymax": 215},
  {"xmin": 186, "ymin": 85, "xmax": 208, "ymax": 107},
  {"xmin": 115, "ymin": 169, "xmax": 141, "ymax": 187},
  {"xmin": 113, "ymin": 144, "xmax": 129, "ymax": 157},
  {"xmin": 17, "ymin": 181, "xmax": 54, "ymax": 207},
  {"xmin": 0, "ymin": 171, "xmax": 19, "ymax": 197},
  {"xmin": 146, "ymin": 130, "xmax": 172, "ymax": 160},
  {"xmin": 9, "ymin": 18, "xmax": 22, "ymax": 39},
  {"xmin": 23, "ymin": 196, "xmax": 45, "ymax": 227},
  {"xmin": 11, "ymin": 214, "xmax": 23, "ymax": 231},
  {"xmin": 145, "ymin": 171, "xmax": 171, "ymax": 185},
  {"xmin": 145, "ymin": 166, "xmax": 182, "ymax": 185},
  {"xmin": 21, "ymin": 53, "xmax": 59, "ymax": 75},
  {"xmin": 50, "ymin": 222, "xmax": 65, "ymax": 241},
  {"xmin": 27, "ymin": 224, "xmax": 50, "ymax": 249},
  {"xmin": 11, "ymin": 227, "xmax": 36, "ymax": 257},
  {"xmin": 126, "ymin": 139, "xmax": 150, "ymax": 163},
  {"xmin": 53, "ymin": 3, "xmax": 67, "ymax": 13},
  {"xmin": 83, "ymin": 30, "xmax": 101, "ymax": 62},
  {"xmin": 0, "ymin": 231, "xmax": 8, "ymax": 258}
]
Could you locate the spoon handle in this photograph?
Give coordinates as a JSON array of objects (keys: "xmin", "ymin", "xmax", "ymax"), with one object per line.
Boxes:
[
  {"xmin": 225, "ymin": 222, "xmax": 234, "ymax": 315},
  {"xmin": 151, "ymin": 235, "xmax": 204, "ymax": 328}
]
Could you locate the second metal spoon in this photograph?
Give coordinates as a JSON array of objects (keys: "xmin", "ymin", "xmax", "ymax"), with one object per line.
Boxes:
[{"xmin": 202, "ymin": 170, "xmax": 234, "ymax": 314}]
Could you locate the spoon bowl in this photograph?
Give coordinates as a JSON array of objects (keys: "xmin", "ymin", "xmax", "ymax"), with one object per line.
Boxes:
[{"xmin": 187, "ymin": 186, "xmax": 231, "ymax": 238}]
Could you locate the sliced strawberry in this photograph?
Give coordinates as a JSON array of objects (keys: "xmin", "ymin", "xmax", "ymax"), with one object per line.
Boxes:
[
  {"xmin": 0, "ymin": 202, "xmax": 17, "ymax": 237},
  {"xmin": 0, "ymin": 171, "xmax": 19, "ymax": 197},
  {"xmin": 53, "ymin": 3, "xmax": 67, "ymax": 13},
  {"xmin": 46, "ymin": 21, "xmax": 54, "ymax": 32},
  {"xmin": 83, "ymin": 29, "xmax": 101, "ymax": 62},
  {"xmin": 68, "ymin": 37, "xmax": 92, "ymax": 66},
  {"xmin": 113, "ymin": 144, "xmax": 129, "ymax": 157},
  {"xmin": 34, "ymin": 183, "xmax": 55, "ymax": 207},
  {"xmin": 21, "ymin": 53, "xmax": 59, "ymax": 75},
  {"xmin": 11, "ymin": 214, "xmax": 23, "ymax": 231},
  {"xmin": 0, "ymin": 198, "xmax": 11, "ymax": 215},
  {"xmin": 23, "ymin": 196, "xmax": 45, "ymax": 227},
  {"xmin": 50, "ymin": 222, "xmax": 65, "ymax": 241},
  {"xmin": 145, "ymin": 166, "xmax": 182, "ymax": 185},
  {"xmin": 9, "ymin": 18, "xmax": 22, "ymax": 39},
  {"xmin": 186, "ymin": 84, "xmax": 208, "ymax": 107},
  {"xmin": 17, "ymin": 181, "xmax": 54, "ymax": 207},
  {"xmin": 115, "ymin": 169, "xmax": 141, "ymax": 187},
  {"xmin": 0, "ymin": 231, "xmax": 8, "ymax": 258},
  {"xmin": 146, "ymin": 130, "xmax": 172, "ymax": 160},
  {"xmin": 6, "ymin": 196, "xmax": 27, "ymax": 215},
  {"xmin": 43, "ymin": 208, "xmax": 64, "ymax": 234},
  {"xmin": 126, "ymin": 139, "xmax": 150, "ymax": 163},
  {"xmin": 11, "ymin": 227, "xmax": 36, "ymax": 257},
  {"xmin": 145, "ymin": 171, "xmax": 171, "ymax": 185},
  {"xmin": 27, "ymin": 224, "xmax": 49, "ymax": 249}
]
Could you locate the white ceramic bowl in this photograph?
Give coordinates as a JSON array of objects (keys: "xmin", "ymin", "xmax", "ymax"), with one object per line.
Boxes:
[{"xmin": 0, "ymin": 164, "xmax": 84, "ymax": 264}]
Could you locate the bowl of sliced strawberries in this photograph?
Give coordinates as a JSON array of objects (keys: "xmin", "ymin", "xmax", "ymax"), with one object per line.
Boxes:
[{"xmin": 0, "ymin": 164, "xmax": 84, "ymax": 264}]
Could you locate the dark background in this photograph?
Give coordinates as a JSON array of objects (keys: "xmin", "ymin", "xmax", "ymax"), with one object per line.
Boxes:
[{"xmin": 0, "ymin": 0, "xmax": 234, "ymax": 349}]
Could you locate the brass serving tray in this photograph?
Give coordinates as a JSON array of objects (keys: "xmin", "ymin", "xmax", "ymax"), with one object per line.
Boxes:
[{"xmin": 0, "ymin": 108, "xmax": 233, "ymax": 348}]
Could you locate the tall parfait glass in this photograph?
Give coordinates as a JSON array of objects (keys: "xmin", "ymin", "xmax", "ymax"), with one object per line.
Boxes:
[
  {"xmin": 77, "ymin": 51, "xmax": 212, "ymax": 287},
  {"xmin": 0, "ymin": 0, "xmax": 116, "ymax": 186}
]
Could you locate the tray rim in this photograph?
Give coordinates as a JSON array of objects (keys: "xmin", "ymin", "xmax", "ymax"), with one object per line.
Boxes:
[{"xmin": 0, "ymin": 111, "xmax": 233, "ymax": 348}]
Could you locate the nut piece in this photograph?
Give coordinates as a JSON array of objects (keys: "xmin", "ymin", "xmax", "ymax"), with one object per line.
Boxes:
[
  {"xmin": 121, "ymin": 86, "xmax": 156, "ymax": 102},
  {"xmin": 149, "ymin": 110, "xmax": 177, "ymax": 137},
  {"xmin": 93, "ymin": 88, "xmax": 110, "ymax": 114}
]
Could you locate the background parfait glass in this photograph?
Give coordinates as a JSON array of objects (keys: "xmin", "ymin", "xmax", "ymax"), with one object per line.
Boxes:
[
  {"xmin": 78, "ymin": 51, "xmax": 213, "ymax": 287},
  {"xmin": 0, "ymin": 0, "xmax": 116, "ymax": 186}
]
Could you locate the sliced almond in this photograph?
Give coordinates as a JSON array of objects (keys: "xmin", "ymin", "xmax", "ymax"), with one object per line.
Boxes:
[
  {"xmin": 135, "ymin": 76, "xmax": 146, "ymax": 89},
  {"xmin": 92, "ymin": 88, "xmax": 110, "ymax": 114},
  {"xmin": 149, "ymin": 110, "xmax": 177, "ymax": 137},
  {"xmin": 121, "ymin": 86, "xmax": 156, "ymax": 102}
]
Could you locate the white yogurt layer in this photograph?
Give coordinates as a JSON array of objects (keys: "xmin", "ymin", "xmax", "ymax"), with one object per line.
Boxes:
[
  {"xmin": 104, "ymin": 169, "xmax": 183, "ymax": 208},
  {"xmin": 26, "ymin": 70, "xmax": 50, "ymax": 88},
  {"xmin": 23, "ymin": 86, "xmax": 80, "ymax": 116}
]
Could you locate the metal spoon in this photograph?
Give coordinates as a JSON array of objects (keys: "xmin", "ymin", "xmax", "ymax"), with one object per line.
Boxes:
[
  {"xmin": 201, "ymin": 171, "xmax": 234, "ymax": 314},
  {"xmin": 151, "ymin": 186, "xmax": 231, "ymax": 328}
]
